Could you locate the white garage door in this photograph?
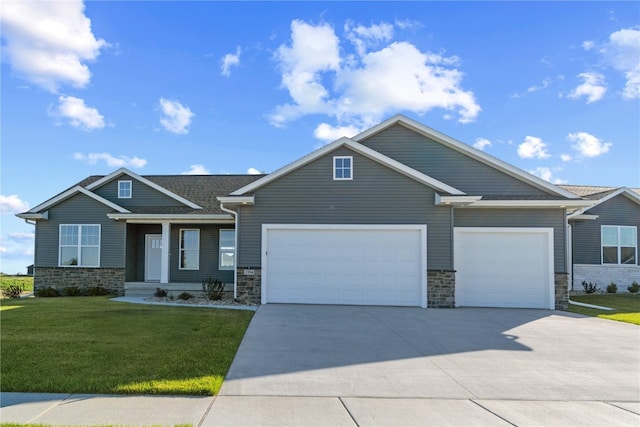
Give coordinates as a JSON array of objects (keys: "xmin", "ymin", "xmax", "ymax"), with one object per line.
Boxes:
[
  {"xmin": 262, "ymin": 225, "xmax": 426, "ymax": 307},
  {"xmin": 454, "ymin": 228, "xmax": 554, "ymax": 309}
]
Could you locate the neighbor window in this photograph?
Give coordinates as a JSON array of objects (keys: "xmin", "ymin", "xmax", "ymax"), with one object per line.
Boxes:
[
  {"xmin": 602, "ymin": 225, "xmax": 637, "ymax": 265},
  {"xmin": 118, "ymin": 180, "xmax": 132, "ymax": 198},
  {"xmin": 334, "ymin": 156, "xmax": 352, "ymax": 180},
  {"xmin": 219, "ymin": 229, "xmax": 236, "ymax": 270},
  {"xmin": 179, "ymin": 229, "xmax": 200, "ymax": 270},
  {"xmin": 59, "ymin": 225, "xmax": 100, "ymax": 267}
]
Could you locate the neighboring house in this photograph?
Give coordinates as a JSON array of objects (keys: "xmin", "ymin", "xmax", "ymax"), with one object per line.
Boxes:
[
  {"xmin": 560, "ymin": 185, "xmax": 640, "ymax": 292},
  {"xmin": 26, "ymin": 264, "xmax": 34, "ymax": 276},
  {"xmin": 18, "ymin": 115, "xmax": 591, "ymax": 309}
]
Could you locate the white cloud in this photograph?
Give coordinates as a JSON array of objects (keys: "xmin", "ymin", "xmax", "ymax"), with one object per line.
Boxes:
[
  {"xmin": 49, "ymin": 95, "xmax": 105, "ymax": 130},
  {"xmin": 529, "ymin": 167, "xmax": 567, "ymax": 185},
  {"xmin": 247, "ymin": 168, "xmax": 262, "ymax": 175},
  {"xmin": 582, "ymin": 40, "xmax": 595, "ymax": 50},
  {"xmin": 604, "ymin": 28, "xmax": 640, "ymax": 99},
  {"xmin": 0, "ymin": 0, "xmax": 107, "ymax": 92},
  {"xmin": 473, "ymin": 138, "xmax": 492, "ymax": 151},
  {"xmin": 568, "ymin": 72, "xmax": 607, "ymax": 103},
  {"xmin": 270, "ymin": 19, "xmax": 480, "ymax": 136},
  {"xmin": 73, "ymin": 152, "xmax": 147, "ymax": 168},
  {"xmin": 0, "ymin": 195, "xmax": 30, "ymax": 214},
  {"xmin": 221, "ymin": 46, "xmax": 242, "ymax": 77},
  {"xmin": 527, "ymin": 78, "xmax": 551, "ymax": 93},
  {"xmin": 181, "ymin": 164, "xmax": 210, "ymax": 175},
  {"xmin": 560, "ymin": 153, "xmax": 573, "ymax": 162},
  {"xmin": 313, "ymin": 123, "xmax": 362, "ymax": 143},
  {"xmin": 9, "ymin": 232, "xmax": 35, "ymax": 242},
  {"xmin": 158, "ymin": 98, "xmax": 194, "ymax": 134},
  {"xmin": 567, "ymin": 132, "xmax": 612, "ymax": 158},
  {"xmin": 517, "ymin": 136, "xmax": 550, "ymax": 159}
]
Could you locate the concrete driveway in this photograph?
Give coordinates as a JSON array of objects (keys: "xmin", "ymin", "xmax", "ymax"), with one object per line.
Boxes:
[{"xmin": 204, "ymin": 305, "xmax": 640, "ymax": 426}]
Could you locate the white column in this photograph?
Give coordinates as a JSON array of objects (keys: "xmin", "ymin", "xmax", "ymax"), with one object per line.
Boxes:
[{"xmin": 160, "ymin": 222, "xmax": 170, "ymax": 283}]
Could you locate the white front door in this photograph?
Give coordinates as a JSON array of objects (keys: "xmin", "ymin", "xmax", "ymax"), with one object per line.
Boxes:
[{"xmin": 145, "ymin": 234, "xmax": 163, "ymax": 282}]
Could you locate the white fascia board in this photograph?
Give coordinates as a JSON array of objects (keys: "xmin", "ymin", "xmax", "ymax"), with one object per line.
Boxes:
[
  {"xmin": 461, "ymin": 199, "xmax": 595, "ymax": 208},
  {"xmin": 216, "ymin": 196, "xmax": 255, "ymax": 205},
  {"xmin": 16, "ymin": 212, "xmax": 47, "ymax": 220},
  {"xmin": 435, "ymin": 195, "xmax": 483, "ymax": 205},
  {"xmin": 568, "ymin": 214, "xmax": 600, "ymax": 221},
  {"xmin": 107, "ymin": 213, "xmax": 234, "ymax": 223},
  {"xmin": 353, "ymin": 114, "xmax": 580, "ymax": 200},
  {"xmin": 231, "ymin": 136, "xmax": 465, "ymax": 196},
  {"xmin": 86, "ymin": 167, "xmax": 202, "ymax": 209},
  {"xmin": 28, "ymin": 186, "xmax": 130, "ymax": 214}
]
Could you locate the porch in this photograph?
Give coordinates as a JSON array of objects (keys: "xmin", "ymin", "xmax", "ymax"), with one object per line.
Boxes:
[{"xmin": 124, "ymin": 281, "xmax": 234, "ymax": 298}]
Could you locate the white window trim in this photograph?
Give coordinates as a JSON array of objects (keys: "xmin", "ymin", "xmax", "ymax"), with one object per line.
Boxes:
[
  {"xmin": 219, "ymin": 229, "xmax": 236, "ymax": 271},
  {"xmin": 333, "ymin": 156, "xmax": 353, "ymax": 181},
  {"xmin": 179, "ymin": 228, "xmax": 200, "ymax": 270},
  {"xmin": 601, "ymin": 225, "xmax": 637, "ymax": 265},
  {"xmin": 58, "ymin": 224, "xmax": 101, "ymax": 268},
  {"xmin": 118, "ymin": 180, "xmax": 132, "ymax": 199}
]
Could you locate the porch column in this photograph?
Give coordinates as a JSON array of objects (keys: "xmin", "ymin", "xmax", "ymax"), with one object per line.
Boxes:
[{"xmin": 160, "ymin": 222, "xmax": 170, "ymax": 284}]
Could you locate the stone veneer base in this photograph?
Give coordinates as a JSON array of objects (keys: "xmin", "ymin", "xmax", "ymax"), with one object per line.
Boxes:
[
  {"xmin": 427, "ymin": 270, "xmax": 456, "ymax": 308},
  {"xmin": 572, "ymin": 264, "xmax": 640, "ymax": 292},
  {"xmin": 34, "ymin": 267, "xmax": 125, "ymax": 296}
]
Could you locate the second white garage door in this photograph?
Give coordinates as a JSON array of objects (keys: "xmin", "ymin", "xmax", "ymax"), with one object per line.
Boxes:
[
  {"xmin": 454, "ymin": 227, "xmax": 554, "ymax": 309},
  {"xmin": 262, "ymin": 225, "xmax": 427, "ymax": 307}
]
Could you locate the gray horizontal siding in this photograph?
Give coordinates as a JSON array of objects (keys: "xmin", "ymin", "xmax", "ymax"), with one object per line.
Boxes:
[
  {"xmin": 169, "ymin": 225, "xmax": 234, "ymax": 283},
  {"xmin": 35, "ymin": 193, "xmax": 125, "ymax": 268},
  {"xmin": 572, "ymin": 195, "xmax": 640, "ymax": 265},
  {"xmin": 454, "ymin": 208, "xmax": 566, "ymax": 272},
  {"xmin": 361, "ymin": 124, "xmax": 551, "ymax": 196},
  {"xmin": 93, "ymin": 174, "xmax": 184, "ymax": 208},
  {"xmin": 238, "ymin": 146, "xmax": 453, "ymax": 269}
]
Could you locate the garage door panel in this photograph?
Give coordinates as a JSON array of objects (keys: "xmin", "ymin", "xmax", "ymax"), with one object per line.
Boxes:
[
  {"xmin": 454, "ymin": 228, "xmax": 553, "ymax": 309},
  {"xmin": 264, "ymin": 226, "xmax": 426, "ymax": 307}
]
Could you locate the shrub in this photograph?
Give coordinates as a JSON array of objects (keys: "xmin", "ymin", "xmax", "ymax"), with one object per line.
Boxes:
[
  {"xmin": 85, "ymin": 286, "xmax": 109, "ymax": 296},
  {"xmin": 177, "ymin": 292, "xmax": 193, "ymax": 301},
  {"xmin": 62, "ymin": 287, "xmax": 82, "ymax": 297},
  {"xmin": 2, "ymin": 284, "xmax": 23, "ymax": 299},
  {"xmin": 628, "ymin": 281, "xmax": 640, "ymax": 294},
  {"xmin": 36, "ymin": 287, "xmax": 59, "ymax": 297},
  {"xmin": 154, "ymin": 288, "xmax": 168, "ymax": 298},
  {"xmin": 606, "ymin": 282, "xmax": 618, "ymax": 294},
  {"xmin": 582, "ymin": 281, "xmax": 598, "ymax": 294},
  {"xmin": 202, "ymin": 277, "xmax": 225, "ymax": 300}
]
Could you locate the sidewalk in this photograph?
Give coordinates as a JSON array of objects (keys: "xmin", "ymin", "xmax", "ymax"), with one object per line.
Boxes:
[{"xmin": 2, "ymin": 392, "xmax": 639, "ymax": 426}]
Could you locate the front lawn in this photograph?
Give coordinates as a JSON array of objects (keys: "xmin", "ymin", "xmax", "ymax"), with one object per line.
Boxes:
[
  {"xmin": 568, "ymin": 293, "xmax": 640, "ymax": 325},
  {"xmin": 0, "ymin": 275, "xmax": 34, "ymax": 296},
  {"xmin": 0, "ymin": 297, "xmax": 253, "ymax": 395}
]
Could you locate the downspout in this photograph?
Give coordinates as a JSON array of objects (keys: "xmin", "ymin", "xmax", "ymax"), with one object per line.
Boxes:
[{"xmin": 219, "ymin": 202, "xmax": 239, "ymax": 300}]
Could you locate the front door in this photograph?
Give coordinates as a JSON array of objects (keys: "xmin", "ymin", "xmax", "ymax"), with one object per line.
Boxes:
[{"xmin": 145, "ymin": 234, "xmax": 163, "ymax": 282}]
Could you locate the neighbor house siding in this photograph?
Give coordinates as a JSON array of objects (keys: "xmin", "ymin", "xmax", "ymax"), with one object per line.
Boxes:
[
  {"xmin": 237, "ymin": 146, "xmax": 453, "ymax": 269},
  {"xmin": 92, "ymin": 175, "xmax": 185, "ymax": 208},
  {"xmin": 572, "ymin": 195, "xmax": 640, "ymax": 265},
  {"xmin": 454, "ymin": 208, "xmax": 566, "ymax": 271},
  {"xmin": 34, "ymin": 193, "xmax": 125, "ymax": 268},
  {"xmin": 360, "ymin": 124, "xmax": 552, "ymax": 196}
]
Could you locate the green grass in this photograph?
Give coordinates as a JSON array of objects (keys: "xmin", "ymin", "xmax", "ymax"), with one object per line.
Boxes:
[
  {"xmin": 568, "ymin": 293, "xmax": 640, "ymax": 325},
  {"xmin": 0, "ymin": 297, "xmax": 253, "ymax": 395},
  {"xmin": 0, "ymin": 275, "xmax": 34, "ymax": 295}
]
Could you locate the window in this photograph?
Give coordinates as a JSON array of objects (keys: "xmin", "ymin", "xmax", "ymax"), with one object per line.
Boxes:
[
  {"xmin": 219, "ymin": 230, "xmax": 236, "ymax": 270},
  {"xmin": 602, "ymin": 226, "xmax": 637, "ymax": 265},
  {"xmin": 118, "ymin": 180, "xmax": 132, "ymax": 198},
  {"xmin": 59, "ymin": 225, "xmax": 100, "ymax": 267},
  {"xmin": 333, "ymin": 156, "xmax": 353, "ymax": 180},
  {"xmin": 180, "ymin": 229, "xmax": 200, "ymax": 269}
]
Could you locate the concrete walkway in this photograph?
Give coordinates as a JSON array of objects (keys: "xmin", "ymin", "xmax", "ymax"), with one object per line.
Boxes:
[{"xmin": 2, "ymin": 305, "xmax": 639, "ymax": 426}]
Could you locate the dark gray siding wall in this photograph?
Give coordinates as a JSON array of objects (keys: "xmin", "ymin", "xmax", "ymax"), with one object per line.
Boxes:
[
  {"xmin": 238, "ymin": 146, "xmax": 453, "ymax": 269},
  {"xmin": 169, "ymin": 224, "xmax": 235, "ymax": 283},
  {"xmin": 35, "ymin": 193, "xmax": 125, "ymax": 268},
  {"xmin": 454, "ymin": 208, "xmax": 566, "ymax": 271},
  {"xmin": 93, "ymin": 175, "xmax": 184, "ymax": 208},
  {"xmin": 361, "ymin": 124, "xmax": 550, "ymax": 196},
  {"xmin": 572, "ymin": 195, "xmax": 640, "ymax": 265}
]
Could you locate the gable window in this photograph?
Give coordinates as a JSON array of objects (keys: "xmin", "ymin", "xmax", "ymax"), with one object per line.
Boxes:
[
  {"xmin": 333, "ymin": 156, "xmax": 353, "ymax": 180},
  {"xmin": 219, "ymin": 229, "xmax": 236, "ymax": 270},
  {"xmin": 118, "ymin": 180, "xmax": 132, "ymax": 198},
  {"xmin": 180, "ymin": 229, "xmax": 200, "ymax": 270},
  {"xmin": 59, "ymin": 225, "xmax": 100, "ymax": 267},
  {"xmin": 602, "ymin": 225, "xmax": 637, "ymax": 265}
]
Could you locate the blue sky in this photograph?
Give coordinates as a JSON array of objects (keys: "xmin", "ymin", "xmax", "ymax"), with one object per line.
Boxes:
[{"xmin": 1, "ymin": 1, "xmax": 639, "ymax": 274}]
